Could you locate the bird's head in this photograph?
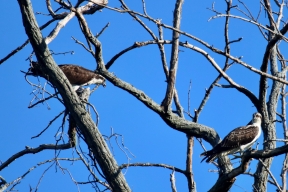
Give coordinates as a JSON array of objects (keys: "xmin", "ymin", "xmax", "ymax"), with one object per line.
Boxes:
[
  {"xmin": 97, "ymin": 74, "xmax": 106, "ymax": 87},
  {"xmin": 252, "ymin": 112, "xmax": 262, "ymax": 125}
]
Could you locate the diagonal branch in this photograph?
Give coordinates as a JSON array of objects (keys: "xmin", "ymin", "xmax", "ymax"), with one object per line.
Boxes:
[
  {"xmin": 258, "ymin": 159, "xmax": 282, "ymax": 191},
  {"xmin": 17, "ymin": 1, "xmax": 131, "ymax": 191},
  {"xmin": 0, "ymin": 18, "xmax": 58, "ymax": 65},
  {"xmin": 180, "ymin": 42, "xmax": 260, "ymax": 111},
  {"xmin": 0, "ymin": 143, "xmax": 71, "ymax": 172},
  {"xmin": 99, "ymin": 68, "xmax": 221, "ymax": 146}
]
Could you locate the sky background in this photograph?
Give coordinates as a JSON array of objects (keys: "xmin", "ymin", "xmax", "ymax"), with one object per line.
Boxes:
[{"xmin": 0, "ymin": 0, "xmax": 287, "ymax": 191}]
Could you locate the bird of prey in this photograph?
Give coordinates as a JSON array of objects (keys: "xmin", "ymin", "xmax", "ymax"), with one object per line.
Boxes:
[
  {"xmin": 28, "ymin": 61, "xmax": 106, "ymax": 91},
  {"xmin": 200, "ymin": 112, "xmax": 262, "ymax": 163}
]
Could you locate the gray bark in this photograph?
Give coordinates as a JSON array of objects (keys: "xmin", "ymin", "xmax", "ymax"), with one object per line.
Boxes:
[
  {"xmin": 254, "ymin": 43, "xmax": 279, "ymax": 192},
  {"xmin": 17, "ymin": 0, "xmax": 131, "ymax": 191}
]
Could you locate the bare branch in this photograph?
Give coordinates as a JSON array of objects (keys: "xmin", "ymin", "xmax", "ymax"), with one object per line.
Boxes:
[
  {"xmin": 45, "ymin": 12, "xmax": 76, "ymax": 44},
  {"xmin": 281, "ymin": 153, "xmax": 288, "ymax": 191},
  {"xmin": 265, "ymin": 139, "xmax": 288, "ymax": 142},
  {"xmin": 31, "ymin": 110, "xmax": 65, "ymax": 139},
  {"xmin": 262, "ymin": 0, "xmax": 276, "ymax": 29},
  {"xmin": 71, "ymin": 36, "xmax": 94, "ymax": 54},
  {"xmin": 17, "ymin": 1, "xmax": 130, "ymax": 190},
  {"xmin": 208, "ymin": 14, "xmax": 287, "ymax": 41},
  {"xmin": 209, "ymin": 143, "xmax": 288, "ymax": 191},
  {"xmin": 119, "ymin": 163, "xmax": 186, "ymax": 174},
  {"xmin": 186, "ymin": 135, "xmax": 196, "ymax": 192},
  {"xmin": 1, "ymin": 166, "xmax": 37, "ymax": 192},
  {"xmin": 28, "ymin": 92, "xmax": 59, "ymax": 108},
  {"xmin": 0, "ymin": 18, "xmax": 58, "ymax": 65},
  {"xmin": 120, "ymin": 0, "xmax": 157, "ymax": 39},
  {"xmin": 170, "ymin": 170, "xmax": 177, "ymax": 192},
  {"xmin": 34, "ymin": 160, "xmax": 55, "ymax": 191},
  {"xmin": 141, "ymin": 0, "xmax": 148, "ymax": 15},
  {"xmin": 75, "ymin": 148, "xmax": 111, "ymax": 190},
  {"xmin": 161, "ymin": 0, "xmax": 184, "ymax": 112},
  {"xmin": 258, "ymin": 159, "xmax": 282, "ymax": 191},
  {"xmin": 45, "ymin": 0, "xmax": 56, "ymax": 17},
  {"xmin": 0, "ymin": 143, "xmax": 71, "ymax": 172},
  {"xmin": 0, "ymin": 39, "xmax": 30, "ymax": 65},
  {"xmin": 95, "ymin": 22, "xmax": 110, "ymax": 38}
]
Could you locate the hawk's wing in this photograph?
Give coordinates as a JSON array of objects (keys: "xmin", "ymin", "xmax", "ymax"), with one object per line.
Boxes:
[
  {"xmin": 220, "ymin": 125, "xmax": 259, "ymax": 148},
  {"xmin": 59, "ymin": 65, "xmax": 96, "ymax": 85},
  {"xmin": 200, "ymin": 125, "xmax": 259, "ymax": 163}
]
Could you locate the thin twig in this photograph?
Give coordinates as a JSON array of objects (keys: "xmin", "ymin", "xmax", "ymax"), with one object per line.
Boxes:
[
  {"xmin": 71, "ymin": 36, "xmax": 94, "ymax": 54},
  {"xmin": 5, "ymin": 166, "xmax": 37, "ymax": 191},
  {"xmin": 141, "ymin": 0, "xmax": 148, "ymax": 15},
  {"xmin": 34, "ymin": 161, "xmax": 55, "ymax": 192},
  {"xmin": 0, "ymin": 143, "xmax": 71, "ymax": 172},
  {"xmin": 28, "ymin": 92, "xmax": 59, "ymax": 108},
  {"xmin": 86, "ymin": 102, "xmax": 100, "ymax": 126},
  {"xmin": 31, "ymin": 110, "xmax": 65, "ymax": 139},
  {"xmin": 95, "ymin": 22, "xmax": 110, "ymax": 38},
  {"xmin": 119, "ymin": 163, "xmax": 186, "ymax": 174}
]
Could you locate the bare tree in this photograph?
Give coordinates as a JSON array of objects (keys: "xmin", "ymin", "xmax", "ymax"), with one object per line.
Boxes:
[{"xmin": 1, "ymin": 0, "xmax": 288, "ymax": 191}]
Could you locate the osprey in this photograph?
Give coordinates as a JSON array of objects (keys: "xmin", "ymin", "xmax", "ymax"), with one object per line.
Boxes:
[
  {"xmin": 28, "ymin": 61, "xmax": 106, "ymax": 91},
  {"xmin": 200, "ymin": 112, "xmax": 262, "ymax": 163}
]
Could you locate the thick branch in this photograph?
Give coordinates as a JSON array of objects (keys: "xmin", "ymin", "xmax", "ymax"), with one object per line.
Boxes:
[
  {"xmin": 99, "ymin": 69, "xmax": 220, "ymax": 146},
  {"xmin": 17, "ymin": 1, "xmax": 130, "ymax": 191},
  {"xmin": 259, "ymin": 22, "xmax": 288, "ymax": 110},
  {"xmin": 210, "ymin": 144, "xmax": 288, "ymax": 191},
  {"xmin": 254, "ymin": 32, "xmax": 281, "ymax": 192}
]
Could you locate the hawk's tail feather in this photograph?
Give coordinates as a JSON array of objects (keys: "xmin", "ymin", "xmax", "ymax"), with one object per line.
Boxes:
[{"xmin": 200, "ymin": 150, "xmax": 218, "ymax": 163}]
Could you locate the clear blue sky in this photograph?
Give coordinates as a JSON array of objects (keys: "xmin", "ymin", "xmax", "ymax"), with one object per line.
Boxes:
[{"xmin": 0, "ymin": 0, "xmax": 285, "ymax": 191}]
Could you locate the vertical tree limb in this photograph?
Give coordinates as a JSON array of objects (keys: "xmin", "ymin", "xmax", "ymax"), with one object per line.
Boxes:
[
  {"xmin": 170, "ymin": 170, "xmax": 178, "ymax": 192},
  {"xmin": 68, "ymin": 113, "xmax": 77, "ymax": 147},
  {"xmin": 254, "ymin": 7, "xmax": 285, "ymax": 190},
  {"xmin": 279, "ymin": 51, "xmax": 287, "ymax": 192},
  {"xmin": 119, "ymin": 0, "xmax": 184, "ymax": 117},
  {"xmin": 186, "ymin": 135, "xmax": 196, "ymax": 192},
  {"xmin": 161, "ymin": 0, "xmax": 184, "ymax": 112}
]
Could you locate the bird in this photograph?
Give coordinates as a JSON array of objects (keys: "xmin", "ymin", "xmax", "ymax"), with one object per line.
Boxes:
[
  {"xmin": 200, "ymin": 112, "xmax": 262, "ymax": 163},
  {"xmin": 28, "ymin": 61, "xmax": 106, "ymax": 91}
]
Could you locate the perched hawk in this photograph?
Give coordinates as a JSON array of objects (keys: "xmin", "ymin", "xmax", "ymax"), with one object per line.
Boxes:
[
  {"xmin": 28, "ymin": 61, "xmax": 106, "ymax": 91},
  {"xmin": 200, "ymin": 112, "xmax": 262, "ymax": 163}
]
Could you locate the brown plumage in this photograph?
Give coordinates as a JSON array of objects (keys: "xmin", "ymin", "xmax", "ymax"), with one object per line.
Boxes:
[
  {"xmin": 28, "ymin": 62, "xmax": 106, "ymax": 90},
  {"xmin": 200, "ymin": 112, "xmax": 262, "ymax": 163}
]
